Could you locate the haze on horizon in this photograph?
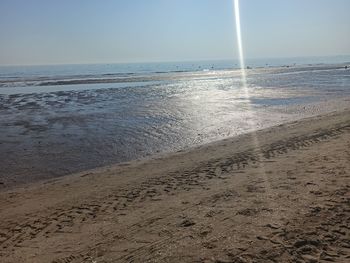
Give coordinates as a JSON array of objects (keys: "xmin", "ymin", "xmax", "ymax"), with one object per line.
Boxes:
[{"xmin": 0, "ymin": 0, "xmax": 349, "ymax": 66}]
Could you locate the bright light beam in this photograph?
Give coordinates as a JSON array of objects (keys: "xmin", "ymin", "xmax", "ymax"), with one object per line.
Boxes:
[
  {"xmin": 233, "ymin": 1, "xmax": 277, "ymax": 214},
  {"xmin": 233, "ymin": 0, "xmax": 253, "ymax": 123},
  {"xmin": 234, "ymin": 0, "xmax": 247, "ymax": 87}
]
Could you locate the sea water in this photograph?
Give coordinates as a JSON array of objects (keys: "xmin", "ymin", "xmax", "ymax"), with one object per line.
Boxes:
[{"xmin": 0, "ymin": 56, "xmax": 349, "ymax": 186}]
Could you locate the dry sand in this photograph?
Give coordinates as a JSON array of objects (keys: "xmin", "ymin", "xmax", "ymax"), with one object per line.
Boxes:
[{"xmin": 0, "ymin": 109, "xmax": 349, "ymax": 263}]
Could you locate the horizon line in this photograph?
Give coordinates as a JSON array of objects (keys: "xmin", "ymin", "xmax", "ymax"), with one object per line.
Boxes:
[{"xmin": 1, "ymin": 54, "xmax": 349, "ymax": 67}]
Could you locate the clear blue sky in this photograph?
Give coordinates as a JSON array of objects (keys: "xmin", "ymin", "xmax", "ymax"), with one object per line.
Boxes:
[{"xmin": 0, "ymin": 0, "xmax": 349, "ymax": 65}]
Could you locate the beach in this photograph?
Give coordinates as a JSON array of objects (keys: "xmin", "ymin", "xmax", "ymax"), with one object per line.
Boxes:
[
  {"xmin": 1, "ymin": 0, "xmax": 349, "ymax": 261},
  {"xmin": 0, "ymin": 109, "xmax": 349, "ymax": 262}
]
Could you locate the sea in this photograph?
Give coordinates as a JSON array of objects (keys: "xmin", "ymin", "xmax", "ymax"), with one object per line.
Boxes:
[{"xmin": 0, "ymin": 56, "xmax": 349, "ymax": 187}]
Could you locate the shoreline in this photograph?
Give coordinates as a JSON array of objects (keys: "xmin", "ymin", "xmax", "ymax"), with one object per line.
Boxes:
[
  {"xmin": 0, "ymin": 108, "xmax": 349, "ymax": 262},
  {"xmin": 1, "ymin": 97, "xmax": 349, "ymax": 191},
  {"xmin": 1, "ymin": 106, "xmax": 349, "ymax": 193},
  {"xmin": 1, "ymin": 60, "xmax": 349, "ymax": 189}
]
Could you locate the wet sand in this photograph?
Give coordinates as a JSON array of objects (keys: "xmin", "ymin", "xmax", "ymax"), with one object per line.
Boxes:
[{"xmin": 0, "ymin": 109, "xmax": 349, "ymax": 262}]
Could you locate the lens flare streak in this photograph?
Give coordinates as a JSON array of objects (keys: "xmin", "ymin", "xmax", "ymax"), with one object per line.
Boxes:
[
  {"xmin": 234, "ymin": 0, "xmax": 247, "ymax": 87},
  {"xmin": 233, "ymin": 0, "xmax": 274, "ymax": 210}
]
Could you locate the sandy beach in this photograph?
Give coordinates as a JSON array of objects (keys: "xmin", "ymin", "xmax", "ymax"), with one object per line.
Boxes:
[{"xmin": 0, "ymin": 109, "xmax": 349, "ymax": 262}]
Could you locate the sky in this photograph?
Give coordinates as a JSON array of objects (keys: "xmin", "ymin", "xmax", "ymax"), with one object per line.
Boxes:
[{"xmin": 0, "ymin": 0, "xmax": 349, "ymax": 66}]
